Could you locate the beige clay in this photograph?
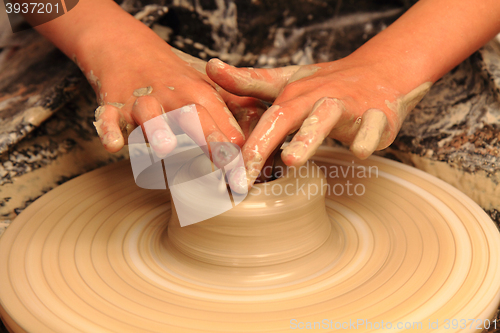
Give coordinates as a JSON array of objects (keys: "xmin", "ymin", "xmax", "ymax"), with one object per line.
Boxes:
[
  {"xmin": 133, "ymin": 86, "xmax": 154, "ymax": 97},
  {"xmin": 351, "ymin": 109, "xmax": 388, "ymax": 158},
  {"xmin": 386, "ymin": 82, "xmax": 433, "ymax": 124},
  {"xmin": 0, "ymin": 147, "xmax": 499, "ymax": 332},
  {"xmin": 171, "ymin": 47, "xmax": 208, "ymax": 75},
  {"xmin": 107, "ymin": 102, "xmax": 125, "ymax": 108}
]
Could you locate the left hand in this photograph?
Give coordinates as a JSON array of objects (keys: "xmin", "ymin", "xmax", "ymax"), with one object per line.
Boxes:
[{"xmin": 206, "ymin": 55, "xmax": 431, "ymax": 187}]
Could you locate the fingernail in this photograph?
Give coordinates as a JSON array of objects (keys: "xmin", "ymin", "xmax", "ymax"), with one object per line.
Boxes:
[
  {"xmin": 209, "ymin": 58, "xmax": 225, "ymax": 69},
  {"xmin": 297, "ymin": 116, "xmax": 319, "ymax": 137},
  {"xmin": 212, "ymin": 143, "xmax": 240, "ymax": 168},
  {"xmin": 228, "ymin": 167, "xmax": 248, "ymax": 194},
  {"xmin": 151, "ymin": 129, "xmax": 173, "ymax": 149},
  {"xmin": 283, "ymin": 141, "xmax": 307, "ymax": 160},
  {"xmin": 102, "ymin": 131, "xmax": 123, "ymax": 148}
]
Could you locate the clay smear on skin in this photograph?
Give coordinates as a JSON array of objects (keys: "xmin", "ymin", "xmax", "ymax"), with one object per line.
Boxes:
[
  {"xmin": 239, "ymin": 65, "xmax": 314, "ymax": 98},
  {"xmin": 386, "ymin": 82, "xmax": 433, "ymax": 125},
  {"xmin": 85, "ymin": 69, "xmax": 105, "ymax": 105},
  {"xmin": 88, "ymin": 70, "xmax": 101, "ymax": 91},
  {"xmin": 351, "ymin": 110, "xmax": 388, "ymax": 158},
  {"xmin": 93, "ymin": 116, "xmax": 122, "ymax": 148},
  {"xmin": 133, "ymin": 86, "xmax": 153, "ymax": 97},
  {"xmin": 221, "ymin": 101, "xmax": 245, "ymax": 139},
  {"xmin": 107, "ymin": 102, "xmax": 125, "ymax": 108},
  {"xmin": 68, "ymin": 55, "xmax": 127, "ymax": 148},
  {"xmin": 93, "ymin": 105, "xmax": 130, "ymax": 148},
  {"xmin": 171, "ymin": 47, "xmax": 207, "ymax": 74},
  {"xmin": 229, "ymin": 64, "xmax": 319, "ymax": 166},
  {"xmin": 243, "ymin": 105, "xmax": 283, "ymax": 184},
  {"xmin": 288, "ymin": 65, "xmax": 320, "ymax": 83},
  {"xmin": 283, "ymin": 141, "xmax": 307, "ymax": 160},
  {"xmin": 170, "ymin": 53, "xmax": 246, "ymax": 138},
  {"xmin": 209, "ymin": 60, "xmax": 317, "ymax": 101},
  {"xmin": 245, "ymin": 148, "xmax": 263, "ymax": 181},
  {"xmin": 282, "ymin": 115, "xmax": 319, "ymax": 162},
  {"xmin": 282, "ymin": 98, "xmax": 340, "ymax": 162},
  {"xmin": 72, "ymin": 56, "xmax": 151, "ymax": 147},
  {"xmin": 351, "ymin": 82, "xmax": 432, "ymax": 157},
  {"xmin": 72, "ymin": 54, "xmax": 84, "ymax": 72}
]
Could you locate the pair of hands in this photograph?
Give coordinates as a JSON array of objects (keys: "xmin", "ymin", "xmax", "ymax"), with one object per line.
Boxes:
[{"xmin": 94, "ymin": 45, "xmax": 413, "ymax": 190}]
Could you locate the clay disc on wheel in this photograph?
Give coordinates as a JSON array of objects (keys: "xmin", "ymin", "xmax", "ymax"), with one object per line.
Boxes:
[{"xmin": 0, "ymin": 147, "xmax": 499, "ymax": 332}]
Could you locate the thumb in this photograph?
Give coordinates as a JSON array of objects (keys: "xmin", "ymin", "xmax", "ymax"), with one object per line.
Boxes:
[{"xmin": 206, "ymin": 58, "xmax": 299, "ymax": 102}]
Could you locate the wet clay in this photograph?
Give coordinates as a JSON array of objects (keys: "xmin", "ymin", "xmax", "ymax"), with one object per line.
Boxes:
[
  {"xmin": 87, "ymin": 70, "xmax": 101, "ymax": 91},
  {"xmin": 287, "ymin": 65, "xmax": 320, "ymax": 83},
  {"xmin": 133, "ymin": 86, "xmax": 153, "ymax": 97},
  {"xmin": 107, "ymin": 102, "xmax": 125, "ymax": 109},
  {"xmin": 92, "ymin": 106, "xmax": 130, "ymax": 148},
  {"xmin": 171, "ymin": 47, "xmax": 207, "ymax": 75},
  {"xmin": 0, "ymin": 147, "xmax": 499, "ymax": 332},
  {"xmin": 168, "ymin": 161, "xmax": 330, "ymax": 268},
  {"xmin": 351, "ymin": 109, "xmax": 388, "ymax": 159},
  {"xmin": 282, "ymin": 98, "xmax": 344, "ymax": 163},
  {"xmin": 386, "ymin": 82, "xmax": 433, "ymax": 125}
]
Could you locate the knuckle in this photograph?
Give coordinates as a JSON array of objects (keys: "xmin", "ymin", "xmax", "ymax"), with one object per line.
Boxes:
[{"xmin": 133, "ymin": 95, "xmax": 158, "ymax": 109}]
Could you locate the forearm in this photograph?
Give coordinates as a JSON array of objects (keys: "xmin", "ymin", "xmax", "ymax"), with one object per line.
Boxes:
[
  {"xmin": 351, "ymin": 0, "xmax": 500, "ymax": 93},
  {"xmin": 24, "ymin": 0, "xmax": 166, "ymax": 65}
]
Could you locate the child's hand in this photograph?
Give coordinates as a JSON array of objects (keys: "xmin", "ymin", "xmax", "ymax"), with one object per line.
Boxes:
[
  {"xmin": 207, "ymin": 56, "xmax": 431, "ymax": 184},
  {"xmin": 85, "ymin": 45, "xmax": 265, "ymax": 156},
  {"xmin": 33, "ymin": 0, "xmax": 265, "ymax": 157}
]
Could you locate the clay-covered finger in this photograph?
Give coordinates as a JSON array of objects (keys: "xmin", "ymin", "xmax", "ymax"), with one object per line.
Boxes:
[
  {"xmin": 257, "ymin": 144, "xmax": 282, "ymax": 183},
  {"xmin": 169, "ymin": 104, "xmax": 240, "ymax": 169},
  {"xmin": 206, "ymin": 59, "xmax": 299, "ymax": 102},
  {"xmin": 168, "ymin": 104, "xmax": 216, "ymax": 147},
  {"xmin": 131, "ymin": 95, "xmax": 177, "ymax": 158},
  {"xmin": 282, "ymin": 97, "xmax": 344, "ymax": 166},
  {"xmin": 222, "ymin": 93, "xmax": 267, "ymax": 138},
  {"xmin": 226, "ymin": 165, "xmax": 248, "ymax": 195},
  {"xmin": 158, "ymin": 86, "xmax": 245, "ymax": 147},
  {"xmin": 242, "ymin": 97, "xmax": 312, "ymax": 187},
  {"xmin": 351, "ymin": 108, "xmax": 388, "ymax": 159},
  {"xmin": 93, "ymin": 104, "xmax": 126, "ymax": 153}
]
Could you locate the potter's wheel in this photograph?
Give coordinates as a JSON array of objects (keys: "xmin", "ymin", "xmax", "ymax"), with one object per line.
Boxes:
[{"xmin": 1, "ymin": 147, "xmax": 500, "ymax": 332}]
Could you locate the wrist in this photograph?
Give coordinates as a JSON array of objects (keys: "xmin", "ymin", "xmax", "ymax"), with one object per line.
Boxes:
[
  {"xmin": 347, "ymin": 36, "xmax": 435, "ymax": 97},
  {"xmin": 73, "ymin": 3, "xmax": 172, "ymax": 76}
]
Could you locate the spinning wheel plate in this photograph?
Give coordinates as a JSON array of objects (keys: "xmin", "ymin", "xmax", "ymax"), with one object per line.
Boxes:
[{"xmin": 0, "ymin": 147, "xmax": 499, "ymax": 332}]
